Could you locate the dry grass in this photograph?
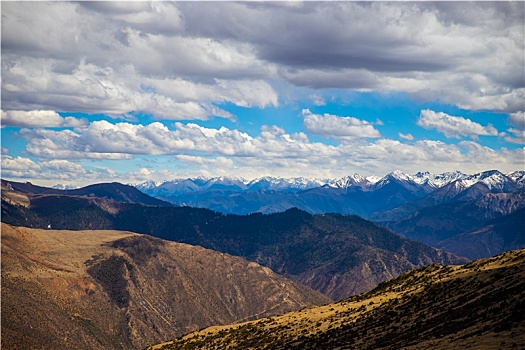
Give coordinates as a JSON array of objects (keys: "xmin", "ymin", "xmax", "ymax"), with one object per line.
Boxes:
[
  {"xmin": 150, "ymin": 249, "xmax": 525, "ymax": 350},
  {"xmin": 1, "ymin": 189, "xmax": 30, "ymax": 207}
]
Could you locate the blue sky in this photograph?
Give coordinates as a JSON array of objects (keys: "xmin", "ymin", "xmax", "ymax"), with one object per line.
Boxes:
[{"xmin": 1, "ymin": 1, "xmax": 524, "ymax": 187}]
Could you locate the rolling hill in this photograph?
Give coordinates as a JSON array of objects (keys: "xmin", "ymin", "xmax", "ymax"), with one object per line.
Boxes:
[
  {"xmin": 1, "ymin": 223, "xmax": 329, "ymax": 350},
  {"xmin": 149, "ymin": 249, "xmax": 525, "ymax": 350}
]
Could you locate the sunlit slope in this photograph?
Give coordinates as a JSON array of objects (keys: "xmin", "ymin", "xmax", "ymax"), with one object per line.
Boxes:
[
  {"xmin": 150, "ymin": 249, "xmax": 525, "ymax": 350},
  {"xmin": 1, "ymin": 223, "xmax": 329, "ymax": 350}
]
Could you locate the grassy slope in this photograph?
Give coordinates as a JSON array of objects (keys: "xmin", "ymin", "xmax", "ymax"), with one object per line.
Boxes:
[
  {"xmin": 1, "ymin": 223, "xmax": 329, "ymax": 350},
  {"xmin": 150, "ymin": 249, "xmax": 525, "ymax": 350}
]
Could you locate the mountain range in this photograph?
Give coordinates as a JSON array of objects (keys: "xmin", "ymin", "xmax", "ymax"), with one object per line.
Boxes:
[
  {"xmin": 136, "ymin": 170, "xmax": 524, "ymax": 216},
  {"xmin": 150, "ymin": 248, "xmax": 525, "ymax": 350},
  {"xmin": 2, "ymin": 174, "xmax": 524, "ymax": 350},
  {"xmin": 136, "ymin": 170, "xmax": 525, "ymax": 260},
  {"xmin": 1, "ymin": 181, "xmax": 466, "ymax": 300}
]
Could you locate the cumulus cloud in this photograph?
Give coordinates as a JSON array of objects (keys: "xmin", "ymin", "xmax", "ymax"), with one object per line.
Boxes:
[
  {"xmin": 1, "ymin": 2, "xmax": 278, "ymax": 120},
  {"xmin": 2, "ymin": 155, "xmax": 41, "ymax": 171},
  {"xmin": 508, "ymin": 111, "xmax": 525, "ymax": 131},
  {"xmin": 398, "ymin": 132, "xmax": 414, "ymax": 141},
  {"xmin": 14, "ymin": 118, "xmax": 522, "ymax": 184},
  {"xmin": 2, "ymin": 1, "xmax": 523, "ymax": 117},
  {"xmin": 175, "ymin": 1, "xmax": 524, "ymax": 113},
  {"xmin": 302, "ymin": 109, "xmax": 381, "ymax": 139},
  {"xmin": 505, "ymin": 130, "xmax": 525, "ymax": 145},
  {"xmin": 1, "ymin": 110, "xmax": 87, "ymax": 128},
  {"xmin": 417, "ymin": 109, "xmax": 500, "ymax": 139},
  {"xmin": 1, "ymin": 155, "xmax": 120, "ymax": 186}
]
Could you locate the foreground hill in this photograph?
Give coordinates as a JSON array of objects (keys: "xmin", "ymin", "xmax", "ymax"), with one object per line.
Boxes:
[
  {"xmin": 1, "ymin": 188, "xmax": 467, "ymax": 300},
  {"xmin": 149, "ymin": 249, "xmax": 525, "ymax": 350},
  {"xmin": 1, "ymin": 223, "xmax": 329, "ymax": 350}
]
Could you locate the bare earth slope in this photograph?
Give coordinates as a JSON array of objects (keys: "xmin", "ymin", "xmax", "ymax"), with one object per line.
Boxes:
[
  {"xmin": 153, "ymin": 249, "xmax": 525, "ymax": 350},
  {"xmin": 1, "ymin": 223, "xmax": 329, "ymax": 350}
]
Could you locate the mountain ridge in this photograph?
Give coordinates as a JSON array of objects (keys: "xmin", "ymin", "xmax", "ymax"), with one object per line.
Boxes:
[
  {"xmin": 1, "ymin": 223, "xmax": 329, "ymax": 350},
  {"xmin": 135, "ymin": 170, "xmax": 524, "ymax": 217},
  {"xmin": 2, "ymin": 179, "xmax": 171, "ymax": 207},
  {"xmin": 148, "ymin": 249, "xmax": 525, "ymax": 350},
  {"xmin": 1, "ymin": 188, "xmax": 467, "ymax": 300},
  {"xmin": 131, "ymin": 170, "xmax": 525, "ymax": 261}
]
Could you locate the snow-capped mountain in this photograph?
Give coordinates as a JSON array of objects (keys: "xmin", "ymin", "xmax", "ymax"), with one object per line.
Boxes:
[
  {"xmin": 52, "ymin": 184, "xmax": 78, "ymax": 190},
  {"xmin": 137, "ymin": 170, "xmax": 523, "ymax": 200},
  {"xmin": 135, "ymin": 180, "xmax": 163, "ymax": 191},
  {"xmin": 135, "ymin": 170, "xmax": 523, "ymax": 216},
  {"xmin": 445, "ymin": 170, "xmax": 518, "ymax": 197},
  {"xmin": 329, "ymin": 173, "xmax": 370, "ymax": 189},
  {"xmin": 373, "ymin": 170, "xmax": 419, "ymax": 189},
  {"xmin": 412, "ymin": 170, "xmax": 467, "ymax": 188},
  {"xmin": 508, "ymin": 171, "xmax": 525, "ymax": 187},
  {"xmin": 246, "ymin": 176, "xmax": 329, "ymax": 191}
]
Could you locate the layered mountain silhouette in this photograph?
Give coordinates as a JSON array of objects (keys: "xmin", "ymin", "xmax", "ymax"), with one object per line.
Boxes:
[
  {"xmin": 1, "ymin": 223, "xmax": 329, "ymax": 350},
  {"xmin": 149, "ymin": 249, "xmax": 525, "ymax": 350},
  {"xmin": 1, "ymin": 181, "xmax": 466, "ymax": 300},
  {"xmin": 136, "ymin": 170, "xmax": 525, "ymax": 260},
  {"xmin": 2, "ymin": 176, "xmax": 523, "ymax": 350}
]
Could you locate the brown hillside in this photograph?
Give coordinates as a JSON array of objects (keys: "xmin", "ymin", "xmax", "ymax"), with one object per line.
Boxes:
[
  {"xmin": 153, "ymin": 249, "xmax": 525, "ymax": 350},
  {"xmin": 1, "ymin": 223, "xmax": 329, "ymax": 350}
]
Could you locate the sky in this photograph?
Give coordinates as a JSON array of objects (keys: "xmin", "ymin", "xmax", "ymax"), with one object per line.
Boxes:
[{"xmin": 1, "ymin": 1, "xmax": 524, "ymax": 187}]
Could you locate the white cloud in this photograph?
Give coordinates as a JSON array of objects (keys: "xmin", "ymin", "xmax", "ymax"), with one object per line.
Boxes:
[
  {"xmin": 3, "ymin": 1, "xmax": 522, "ymax": 117},
  {"xmin": 509, "ymin": 111, "xmax": 525, "ymax": 131},
  {"xmin": 309, "ymin": 94, "xmax": 326, "ymax": 106},
  {"xmin": 2, "ymin": 155, "xmax": 41, "ymax": 171},
  {"xmin": 1, "ymin": 155, "xmax": 41, "ymax": 179},
  {"xmin": 417, "ymin": 109, "xmax": 500, "ymax": 139},
  {"xmin": 302, "ymin": 109, "xmax": 381, "ymax": 139},
  {"xmin": 39, "ymin": 159, "xmax": 86, "ymax": 174},
  {"xmin": 2, "ymin": 58, "xmax": 278, "ymax": 121},
  {"xmin": 15, "ymin": 118, "xmax": 523, "ymax": 185},
  {"xmin": 398, "ymin": 132, "xmax": 414, "ymax": 141},
  {"xmin": 505, "ymin": 128, "xmax": 525, "ymax": 145},
  {"xmin": 1, "ymin": 110, "xmax": 87, "ymax": 128},
  {"xmin": 5, "ymin": 128, "xmax": 524, "ymax": 187},
  {"xmin": 20, "ymin": 128, "xmax": 133, "ymax": 160}
]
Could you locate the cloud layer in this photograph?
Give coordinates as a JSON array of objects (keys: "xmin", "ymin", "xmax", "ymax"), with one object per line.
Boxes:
[
  {"xmin": 7, "ymin": 116, "xmax": 521, "ymax": 185},
  {"xmin": 2, "ymin": 2, "xmax": 523, "ymax": 119}
]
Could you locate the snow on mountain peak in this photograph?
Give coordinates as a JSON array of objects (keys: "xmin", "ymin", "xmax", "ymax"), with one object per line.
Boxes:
[
  {"xmin": 373, "ymin": 170, "xmax": 413, "ymax": 188},
  {"xmin": 135, "ymin": 170, "xmax": 522, "ymax": 197},
  {"xmin": 389, "ymin": 170, "xmax": 411, "ymax": 181}
]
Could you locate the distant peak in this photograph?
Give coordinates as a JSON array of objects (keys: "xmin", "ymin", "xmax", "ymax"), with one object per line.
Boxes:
[{"xmin": 386, "ymin": 170, "xmax": 412, "ymax": 181}]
